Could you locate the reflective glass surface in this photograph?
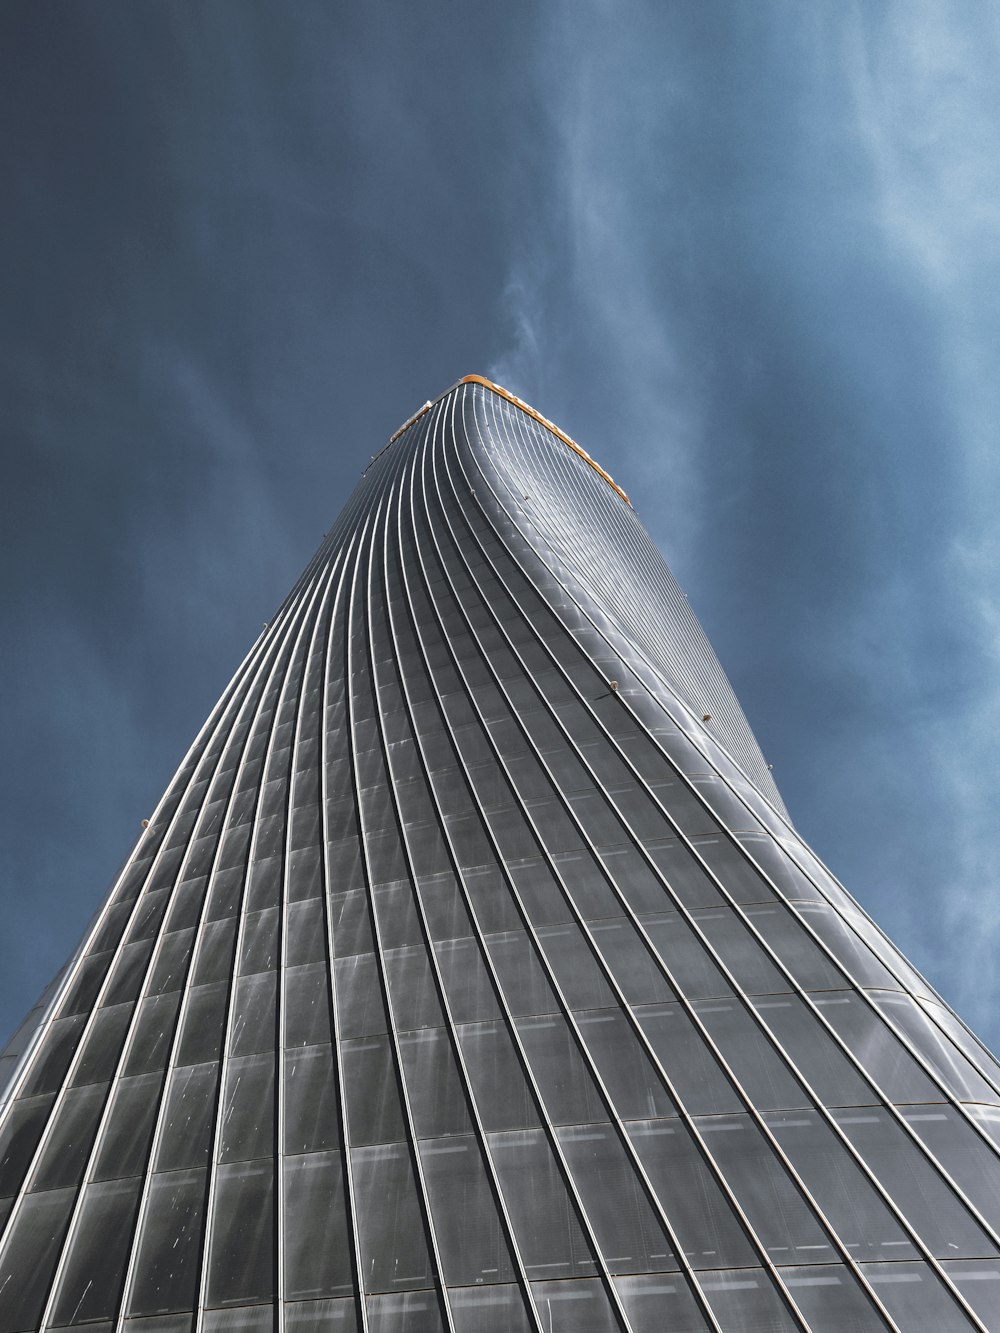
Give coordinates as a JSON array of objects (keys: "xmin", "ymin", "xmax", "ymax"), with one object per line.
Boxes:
[{"xmin": 1, "ymin": 379, "xmax": 996, "ymax": 1331}]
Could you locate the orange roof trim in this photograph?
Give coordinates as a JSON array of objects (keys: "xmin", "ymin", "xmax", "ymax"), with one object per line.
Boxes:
[{"xmin": 377, "ymin": 374, "xmax": 631, "ymax": 507}]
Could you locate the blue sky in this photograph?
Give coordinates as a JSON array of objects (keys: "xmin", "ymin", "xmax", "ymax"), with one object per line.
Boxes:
[{"xmin": 3, "ymin": 2, "xmax": 1000, "ymax": 1050}]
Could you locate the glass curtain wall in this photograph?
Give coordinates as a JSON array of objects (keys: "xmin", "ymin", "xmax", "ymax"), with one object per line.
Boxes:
[{"xmin": 2, "ymin": 378, "xmax": 1000, "ymax": 1333}]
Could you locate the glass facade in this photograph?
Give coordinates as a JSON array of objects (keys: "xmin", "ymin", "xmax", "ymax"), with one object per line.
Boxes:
[{"xmin": 2, "ymin": 374, "xmax": 999, "ymax": 1331}]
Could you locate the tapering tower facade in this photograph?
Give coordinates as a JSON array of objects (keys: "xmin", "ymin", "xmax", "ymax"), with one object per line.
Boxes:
[{"xmin": 3, "ymin": 377, "xmax": 1000, "ymax": 1333}]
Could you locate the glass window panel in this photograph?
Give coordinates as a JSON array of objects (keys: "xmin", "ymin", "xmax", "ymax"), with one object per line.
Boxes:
[
  {"xmin": 792, "ymin": 903, "xmax": 900, "ymax": 990},
  {"xmin": 691, "ymin": 836, "xmax": 775, "ymax": 905},
  {"xmin": 342, "ymin": 1035, "xmax": 406, "ymax": 1146},
  {"xmin": 177, "ymin": 981, "xmax": 229, "ymax": 1067},
  {"xmin": 635, "ymin": 1002, "xmax": 742, "ymax": 1115},
  {"xmin": 906, "ymin": 1106, "xmax": 1000, "ymax": 1234},
  {"xmin": 639, "ymin": 911, "xmax": 733, "ymax": 999},
  {"xmin": 627, "ymin": 1119, "xmax": 757, "ymax": 1269},
  {"xmin": 433, "ymin": 938, "xmax": 502, "ymax": 1023},
  {"xmin": 615, "ymin": 1274, "xmax": 714, "ymax": 1333},
  {"xmin": 968, "ymin": 1104, "xmax": 1000, "ymax": 1152},
  {"xmin": 750, "ymin": 996, "xmax": 877, "ymax": 1108},
  {"xmin": 29, "ymin": 1082, "xmax": 106, "ymax": 1191},
  {"xmin": 351, "ymin": 1142, "xmax": 436, "ymax": 1292},
  {"xmin": 486, "ymin": 807, "xmax": 541, "ymax": 863},
  {"xmin": 693, "ymin": 1113, "xmax": 833, "ymax": 1262},
  {"xmin": 693, "ymin": 999, "xmax": 808, "ymax": 1111},
  {"xmin": 103, "ymin": 941, "xmax": 155, "ymax": 1006},
  {"xmin": 288, "ymin": 842, "xmax": 322, "ymax": 906},
  {"xmin": 764, "ymin": 1110, "xmax": 916, "ymax": 1261},
  {"xmin": 574, "ymin": 1009, "xmax": 676, "ymax": 1120},
  {"xmin": 398, "ymin": 1028, "xmax": 473, "ymax": 1139},
  {"xmin": 164, "ymin": 880, "xmax": 206, "ymax": 933},
  {"xmin": 283, "ymin": 1152, "xmax": 354, "ymax": 1300},
  {"xmin": 229, "ymin": 973, "xmax": 277, "ymax": 1058},
  {"xmin": 587, "ymin": 919, "xmax": 675, "ymax": 1004},
  {"xmin": 940, "ymin": 1259, "xmax": 1000, "ymax": 1329},
  {"xmin": 284, "ymin": 1045, "xmax": 340, "ymax": 1154},
  {"xmin": 365, "ymin": 830, "xmax": 409, "ymax": 886},
  {"xmin": 462, "ymin": 867, "xmax": 524, "ymax": 935},
  {"xmin": 921, "ymin": 1001, "xmax": 1000, "ymax": 1093},
  {"xmin": 145, "ymin": 930, "xmax": 196, "ymax": 996},
  {"xmin": 445, "ymin": 812, "xmax": 495, "ymax": 872},
  {"xmin": 284, "ymin": 963, "xmax": 333, "ymax": 1049},
  {"xmin": 124, "ymin": 993, "xmax": 182, "ymax": 1077},
  {"xmin": 598, "ymin": 844, "xmax": 682, "ymax": 915},
  {"xmin": 20, "ymin": 1015, "xmax": 86, "ymax": 1096},
  {"xmin": 366, "ymin": 1289, "xmax": 446, "ymax": 1333},
  {"xmin": 329, "ymin": 895, "xmax": 372, "ymax": 964},
  {"xmin": 91, "ymin": 901, "xmax": 135, "ymax": 954},
  {"xmin": 696, "ymin": 1268, "xmax": 799, "ymax": 1333},
  {"xmin": 742, "ymin": 904, "xmax": 846, "ymax": 991},
  {"xmin": 457, "ymin": 1021, "xmax": 541, "ymax": 1131},
  {"xmin": 284, "ymin": 1297, "xmax": 358, "ymax": 1332},
  {"xmin": 125, "ymin": 890, "xmax": 170, "ymax": 943},
  {"xmin": 244, "ymin": 855, "xmax": 282, "ymax": 914},
  {"xmin": 60, "ymin": 953, "xmax": 113, "ymax": 1017},
  {"xmin": 862, "ymin": 1260, "xmax": 981, "ymax": 1331},
  {"xmin": 873, "ymin": 993, "xmax": 999, "ymax": 1104},
  {"xmin": 419, "ymin": 1135, "xmax": 516, "ymax": 1285},
  {"xmin": 843, "ymin": 905, "xmax": 937, "ymax": 1000},
  {"xmin": 417, "ymin": 872, "xmax": 475, "ymax": 943},
  {"xmin": 536, "ymin": 925, "xmax": 616, "ymax": 1010},
  {"xmin": 367, "ymin": 883, "xmax": 421, "ymax": 952},
  {"xmin": 835, "ymin": 1107, "xmax": 997, "ymax": 1260},
  {"xmin": 449, "ymin": 1283, "xmax": 533, "ymax": 1333},
  {"xmin": 155, "ymin": 1063, "xmax": 219, "ymax": 1171},
  {"xmin": 0, "ymin": 1187, "xmax": 75, "ymax": 1331},
  {"xmin": 552, "ymin": 851, "xmax": 623, "ymax": 922},
  {"xmin": 488, "ymin": 1127, "xmax": 596, "ymax": 1279},
  {"xmin": 0, "ymin": 1094, "xmax": 55, "ymax": 1198},
  {"xmin": 50, "ymin": 1177, "xmax": 143, "ymax": 1324},
  {"xmin": 649, "ymin": 782, "xmax": 719, "ymax": 837},
  {"xmin": 565, "ymin": 791, "xmax": 627, "ymax": 848},
  {"xmin": 334, "ymin": 954, "xmax": 388, "ymax": 1039},
  {"xmin": 201, "ymin": 1307, "xmax": 273, "ymax": 1332},
  {"xmin": 219, "ymin": 1053, "xmax": 275, "ymax": 1163},
  {"xmin": 778, "ymin": 1264, "xmax": 891, "ymax": 1331},
  {"xmin": 506, "ymin": 859, "xmax": 574, "ymax": 928},
  {"xmin": 238, "ymin": 909, "xmax": 280, "ymax": 976},
  {"xmin": 204, "ymin": 867, "xmax": 246, "ymax": 922},
  {"xmin": 92, "ymin": 1071, "xmax": 163, "ymax": 1181},
  {"xmin": 191, "ymin": 918, "xmax": 239, "ymax": 986},
  {"xmin": 557, "ymin": 1123, "xmax": 677, "ymax": 1274},
  {"xmin": 71, "ymin": 1002, "xmax": 134, "ymax": 1086},
  {"xmin": 383, "ymin": 947, "xmax": 445, "ymax": 1032},
  {"xmin": 516, "ymin": 1014, "xmax": 606, "ymax": 1127},
  {"xmin": 737, "ymin": 835, "xmax": 824, "ymax": 904},
  {"xmin": 127, "ymin": 1168, "xmax": 208, "ymax": 1316},
  {"xmin": 205, "ymin": 1159, "xmax": 275, "ymax": 1307},
  {"xmin": 529, "ymin": 1278, "xmax": 620, "ymax": 1333},
  {"xmin": 485, "ymin": 927, "xmax": 565, "ymax": 1018},
  {"xmin": 814, "ymin": 994, "xmax": 942, "ymax": 1103}
]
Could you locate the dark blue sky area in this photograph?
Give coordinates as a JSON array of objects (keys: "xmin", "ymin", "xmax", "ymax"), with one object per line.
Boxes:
[{"xmin": 3, "ymin": 4, "xmax": 1000, "ymax": 1049}]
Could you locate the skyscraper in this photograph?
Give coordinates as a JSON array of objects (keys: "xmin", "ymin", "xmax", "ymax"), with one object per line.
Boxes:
[{"xmin": 2, "ymin": 375, "xmax": 1000, "ymax": 1332}]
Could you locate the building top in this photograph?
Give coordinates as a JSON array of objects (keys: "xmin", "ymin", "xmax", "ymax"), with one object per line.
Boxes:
[{"xmin": 372, "ymin": 373, "xmax": 631, "ymax": 507}]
